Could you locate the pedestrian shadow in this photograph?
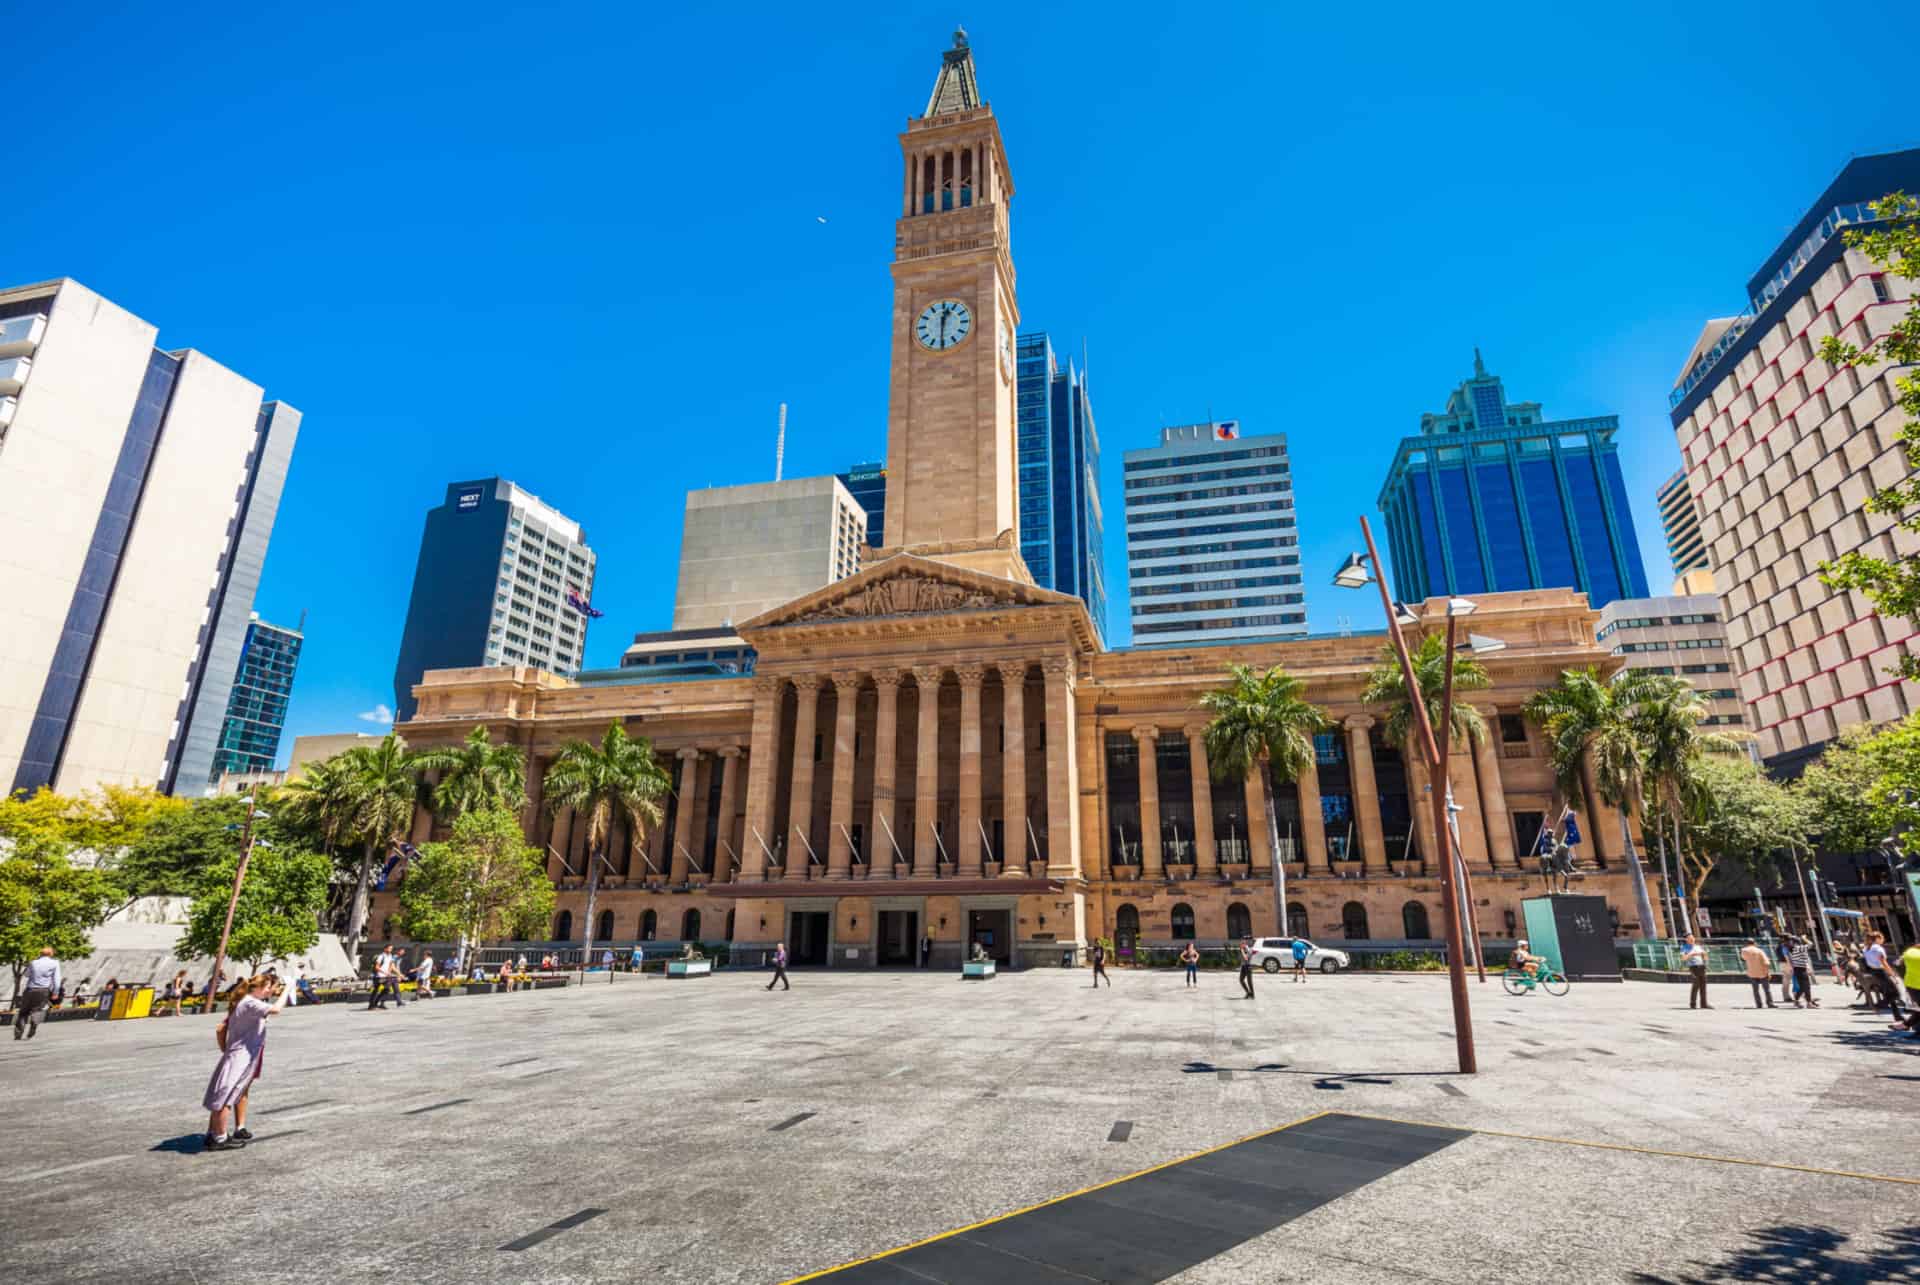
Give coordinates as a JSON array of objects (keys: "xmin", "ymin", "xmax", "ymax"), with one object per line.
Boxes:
[
  {"xmin": 1180, "ymin": 1060, "xmax": 1451, "ymax": 1089},
  {"xmin": 1813, "ymin": 1024, "xmax": 1919, "ymax": 1057},
  {"xmin": 1629, "ymin": 1221, "xmax": 1920, "ymax": 1283},
  {"xmin": 150, "ymin": 1133, "xmax": 207, "ymax": 1156}
]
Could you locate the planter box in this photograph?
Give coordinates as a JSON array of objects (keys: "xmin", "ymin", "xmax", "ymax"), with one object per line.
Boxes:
[
  {"xmin": 1165, "ymin": 863, "xmax": 1195, "ymax": 881},
  {"xmin": 1111, "ymin": 866, "xmax": 1139, "ymax": 881},
  {"xmin": 984, "ymin": 861, "xmax": 1002, "ymax": 878},
  {"xmin": 666, "ymin": 960, "xmax": 713, "ymax": 978},
  {"xmin": 1332, "ymin": 861, "xmax": 1364, "ymax": 878},
  {"xmin": 463, "ymin": 983, "xmax": 498, "ymax": 995},
  {"xmin": 532, "ymin": 978, "xmax": 569, "ymax": 991},
  {"xmin": 962, "ymin": 960, "xmax": 996, "ymax": 979}
]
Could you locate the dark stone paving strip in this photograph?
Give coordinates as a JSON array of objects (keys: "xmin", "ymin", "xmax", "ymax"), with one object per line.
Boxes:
[
  {"xmin": 1218, "ymin": 1070, "xmax": 1234, "ymax": 1082},
  {"xmin": 1108, "ymin": 1121, "xmax": 1133, "ymax": 1142},
  {"xmin": 1587, "ymin": 1047, "xmax": 1617, "ymax": 1057},
  {"xmin": 291, "ymin": 1061, "xmax": 356, "ymax": 1073},
  {"xmin": 257, "ymin": 1099, "xmax": 332, "ymax": 1116},
  {"xmin": 498, "ymin": 1056, "xmax": 542, "ymax": 1067},
  {"xmin": 813, "ymin": 1113, "xmax": 1467, "ymax": 1283},
  {"xmin": 403, "ymin": 1098, "xmax": 472, "ymax": 1116},
  {"xmin": 770, "ymin": 1112, "xmax": 816, "ymax": 1132},
  {"xmin": 500, "ymin": 1207, "xmax": 608, "ymax": 1252}
]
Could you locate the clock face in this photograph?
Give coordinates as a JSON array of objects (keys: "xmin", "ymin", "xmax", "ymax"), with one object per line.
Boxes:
[
  {"xmin": 915, "ymin": 298, "xmax": 972, "ymax": 351},
  {"xmin": 998, "ymin": 319, "xmax": 1013, "ymax": 380}
]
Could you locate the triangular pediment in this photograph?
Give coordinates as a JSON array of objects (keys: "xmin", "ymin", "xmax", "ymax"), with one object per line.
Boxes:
[{"xmin": 739, "ymin": 553, "xmax": 1080, "ymax": 632}]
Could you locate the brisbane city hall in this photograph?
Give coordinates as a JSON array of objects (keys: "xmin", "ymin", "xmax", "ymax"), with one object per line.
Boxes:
[{"xmin": 376, "ymin": 36, "xmax": 1654, "ymax": 968}]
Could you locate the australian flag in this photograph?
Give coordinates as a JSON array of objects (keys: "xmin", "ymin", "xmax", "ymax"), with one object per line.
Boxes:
[
  {"xmin": 375, "ymin": 842, "xmax": 419, "ymax": 891},
  {"xmin": 566, "ymin": 588, "xmax": 604, "ymax": 619},
  {"xmin": 1563, "ymin": 814, "xmax": 1582, "ymax": 847}
]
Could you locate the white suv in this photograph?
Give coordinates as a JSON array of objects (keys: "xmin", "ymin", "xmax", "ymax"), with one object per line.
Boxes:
[{"xmin": 1248, "ymin": 937, "xmax": 1350, "ymax": 974}]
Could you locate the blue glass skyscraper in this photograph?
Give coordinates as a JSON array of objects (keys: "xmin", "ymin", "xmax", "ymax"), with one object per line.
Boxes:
[
  {"xmin": 1378, "ymin": 353, "xmax": 1649, "ymax": 608},
  {"xmin": 210, "ymin": 616, "xmax": 302, "ymax": 779},
  {"xmin": 1016, "ymin": 333, "xmax": 1106, "ymax": 642}
]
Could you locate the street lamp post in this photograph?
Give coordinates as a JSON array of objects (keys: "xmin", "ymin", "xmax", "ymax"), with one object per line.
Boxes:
[
  {"xmin": 209, "ymin": 794, "xmax": 270, "ymax": 1005},
  {"xmin": 1334, "ymin": 518, "xmax": 1477, "ymax": 1073}
]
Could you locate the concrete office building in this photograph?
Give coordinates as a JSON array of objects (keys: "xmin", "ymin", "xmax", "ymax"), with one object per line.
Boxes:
[
  {"xmin": 1123, "ymin": 423, "xmax": 1305, "ymax": 646},
  {"xmin": 671, "ymin": 476, "xmax": 867, "ymax": 631},
  {"xmin": 0, "ymin": 279, "xmax": 300, "ymax": 798},
  {"xmin": 209, "ymin": 615, "xmax": 303, "ymax": 779},
  {"xmin": 1668, "ymin": 148, "xmax": 1920, "ymax": 766},
  {"xmin": 1016, "ymin": 332, "xmax": 1107, "ymax": 643},
  {"xmin": 1379, "ymin": 354, "xmax": 1650, "ymax": 609},
  {"xmin": 838, "ymin": 462, "xmax": 887, "ymax": 547},
  {"xmin": 1596, "ymin": 595, "xmax": 1743, "ymax": 729},
  {"xmin": 620, "ymin": 626, "xmax": 755, "ymax": 678},
  {"xmin": 1656, "ymin": 468, "xmax": 1710, "ymax": 582},
  {"xmin": 392, "ymin": 479, "xmax": 595, "ymax": 721}
]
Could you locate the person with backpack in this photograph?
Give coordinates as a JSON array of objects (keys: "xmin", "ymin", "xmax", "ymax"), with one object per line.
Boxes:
[
  {"xmin": 1291, "ymin": 937, "xmax": 1310, "ymax": 983},
  {"xmin": 1089, "ymin": 939, "xmax": 1110, "ymax": 988}
]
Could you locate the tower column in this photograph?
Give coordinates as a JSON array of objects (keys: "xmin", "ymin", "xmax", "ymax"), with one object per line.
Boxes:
[
  {"xmin": 712, "ymin": 747, "xmax": 743, "ymax": 882},
  {"xmin": 1296, "ymin": 741, "xmax": 1328, "ymax": 870},
  {"xmin": 1132, "ymin": 725, "xmax": 1162, "ymax": 878},
  {"xmin": 999, "ymin": 663, "xmax": 1027, "ymax": 875},
  {"xmin": 1243, "ymin": 769, "xmax": 1273, "ymax": 873},
  {"xmin": 912, "ymin": 665, "xmax": 943, "ymax": 876},
  {"xmin": 670, "ymin": 749, "xmax": 700, "ymax": 883},
  {"xmin": 826, "ymin": 674, "xmax": 862, "ymax": 880},
  {"xmin": 1346, "ymin": 715, "xmax": 1387, "ymax": 871},
  {"xmin": 1472, "ymin": 707, "xmax": 1515, "ymax": 868},
  {"xmin": 741, "ymin": 677, "xmax": 784, "ymax": 882},
  {"xmin": 956, "ymin": 664, "xmax": 986, "ymax": 876},
  {"xmin": 1040, "ymin": 657, "xmax": 1081, "ymax": 880},
  {"xmin": 787, "ymin": 676, "xmax": 823, "ymax": 880},
  {"xmin": 1184, "ymin": 723, "xmax": 1217, "ymax": 874},
  {"xmin": 868, "ymin": 670, "xmax": 902, "ymax": 877}
]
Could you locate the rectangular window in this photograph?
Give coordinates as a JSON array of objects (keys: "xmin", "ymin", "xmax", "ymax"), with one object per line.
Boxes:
[{"xmin": 1499, "ymin": 714, "xmax": 1528, "ymax": 744}]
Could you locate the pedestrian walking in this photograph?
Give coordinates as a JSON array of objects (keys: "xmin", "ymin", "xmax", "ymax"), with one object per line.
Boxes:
[
  {"xmin": 1739, "ymin": 939, "xmax": 1776, "ymax": 1010},
  {"xmin": 1291, "ymin": 937, "xmax": 1310, "ymax": 983},
  {"xmin": 366, "ymin": 946, "xmax": 403, "ymax": 1010},
  {"xmin": 414, "ymin": 951, "xmax": 435, "ymax": 999},
  {"xmin": 1787, "ymin": 936, "xmax": 1818, "ymax": 1008},
  {"xmin": 1180, "ymin": 942, "xmax": 1199, "ymax": 988},
  {"xmin": 1683, "ymin": 935, "xmax": 1712, "ymax": 1009},
  {"xmin": 1238, "ymin": 937, "xmax": 1257, "ymax": 1000},
  {"xmin": 601, "ymin": 948, "xmax": 615, "ymax": 972},
  {"xmin": 201, "ymin": 973, "xmax": 289, "ymax": 1152},
  {"xmin": 766, "ymin": 941, "xmax": 790, "ymax": 991},
  {"xmin": 12, "ymin": 946, "xmax": 60, "ymax": 1040},
  {"xmin": 1089, "ymin": 939, "xmax": 1110, "ymax": 988},
  {"xmin": 1774, "ymin": 937, "xmax": 1795, "ymax": 1005},
  {"xmin": 1902, "ymin": 940, "xmax": 1920, "ymax": 1017},
  {"xmin": 919, "ymin": 933, "xmax": 932, "ymax": 969}
]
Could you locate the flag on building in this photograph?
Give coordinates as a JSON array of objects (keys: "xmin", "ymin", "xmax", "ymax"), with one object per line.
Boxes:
[
  {"xmin": 375, "ymin": 841, "xmax": 418, "ymax": 891},
  {"xmin": 566, "ymin": 589, "xmax": 604, "ymax": 619}
]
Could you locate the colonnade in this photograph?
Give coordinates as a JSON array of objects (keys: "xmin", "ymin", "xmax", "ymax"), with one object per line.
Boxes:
[{"xmin": 902, "ymin": 136, "xmax": 1000, "ymax": 217}]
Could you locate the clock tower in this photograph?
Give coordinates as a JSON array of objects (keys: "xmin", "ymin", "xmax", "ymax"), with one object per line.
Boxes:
[{"xmin": 879, "ymin": 28, "xmax": 1028, "ymax": 584}]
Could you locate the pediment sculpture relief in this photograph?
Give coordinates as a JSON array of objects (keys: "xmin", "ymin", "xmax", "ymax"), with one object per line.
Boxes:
[{"xmin": 799, "ymin": 574, "xmax": 1012, "ymax": 621}]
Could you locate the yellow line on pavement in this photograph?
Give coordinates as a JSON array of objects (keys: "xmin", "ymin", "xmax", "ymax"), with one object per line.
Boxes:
[
  {"xmin": 777, "ymin": 1109, "xmax": 1336, "ymax": 1284},
  {"xmin": 1347, "ymin": 1111, "xmax": 1920, "ymax": 1187}
]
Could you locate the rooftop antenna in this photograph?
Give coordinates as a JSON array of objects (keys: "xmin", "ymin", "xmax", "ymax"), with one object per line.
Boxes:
[
  {"xmin": 774, "ymin": 403, "xmax": 787, "ymax": 482},
  {"xmin": 296, "ymin": 608, "xmax": 308, "ymax": 633}
]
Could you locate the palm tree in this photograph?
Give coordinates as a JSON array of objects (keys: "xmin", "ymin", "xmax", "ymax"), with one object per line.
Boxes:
[
  {"xmin": 542, "ymin": 723, "xmax": 669, "ymax": 960},
  {"xmin": 279, "ymin": 755, "xmax": 359, "ymax": 929},
  {"xmin": 417, "ymin": 725, "xmax": 527, "ymax": 819},
  {"xmin": 332, "ymin": 733, "xmax": 428, "ymax": 955},
  {"xmin": 1362, "ymin": 632, "xmax": 1491, "ymax": 752},
  {"xmin": 1200, "ymin": 664, "xmax": 1329, "ymax": 936},
  {"xmin": 1522, "ymin": 667, "xmax": 1678, "ymax": 939},
  {"xmin": 1632, "ymin": 678, "xmax": 1741, "ymax": 932}
]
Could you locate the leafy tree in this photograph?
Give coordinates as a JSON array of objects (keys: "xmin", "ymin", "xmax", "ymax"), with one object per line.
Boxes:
[
  {"xmin": 115, "ymin": 795, "xmax": 252, "ymax": 901},
  {"xmin": 1200, "ymin": 664, "xmax": 1329, "ymax": 933},
  {"xmin": 1791, "ymin": 725, "xmax": 1891, "ymax": 857},
  {"xmin": 177, "ymin": 843, "xmax": 331, "ymax": 975},
  {"xmin": 1814, "ymin": 192, "xmax": 1920, "ymax": 675},
  {"xmin": 416, "ymin": 725, "xmax": 527, "ymax": 819},
  {"xmin": 0, "ymin": 841, "xmax": 120, "ymax": 1001},
  {"xmin": 329, "ymin": 734, "xmax": 428, "ymax": 956},
  {"xmin": 395, "ymin": 808, "xmax": 554, "ymax": 959},
  {"xmin": 1361, "ymin": 632, "xmax": 1490, "ymax": 751},
  {"xmin": 543, "ymin": 724, "xmax": 669, "ymax": 958},
  {"xmin": 0, "ymin": 785, "xmax": 183, "ymax": 861},
  {"xmin": 1679, "ymin": 755, "xmax": 1810, "ymax": 924}
]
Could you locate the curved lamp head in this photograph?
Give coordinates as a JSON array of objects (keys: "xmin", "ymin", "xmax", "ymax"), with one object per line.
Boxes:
[{"xmin": 1332, "ymin": 553, "xmax": 1372, "ymax": 589}]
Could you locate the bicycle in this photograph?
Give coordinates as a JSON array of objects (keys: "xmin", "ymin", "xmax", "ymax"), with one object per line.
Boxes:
[{"xmin": 1501, "ymin": 964, "xmax": 1569, "ymax": 997}]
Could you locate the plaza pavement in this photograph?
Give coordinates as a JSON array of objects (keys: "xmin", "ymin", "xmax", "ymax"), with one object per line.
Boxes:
[{"xmin": 0, "ymin": 967, "xmax": 1914, "ymax": 1284}]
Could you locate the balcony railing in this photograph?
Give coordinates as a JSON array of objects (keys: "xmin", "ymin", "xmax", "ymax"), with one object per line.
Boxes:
[
  {"xmin": 0, "ymin": 356, "xmax": 30, "ymax": 396},
  {"xmin": 0, "ymin": 313, "xmax": 46, "ymax": 358}
]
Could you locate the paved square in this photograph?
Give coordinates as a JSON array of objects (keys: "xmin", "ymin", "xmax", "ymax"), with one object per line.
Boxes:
[{"xmin": 1, "ymin": 970, "xmax": 1915, "ymax": 1283}]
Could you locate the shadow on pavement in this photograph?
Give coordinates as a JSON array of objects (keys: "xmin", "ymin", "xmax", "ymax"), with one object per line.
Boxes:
[
  {"xmin": 150, "ymin": 1133, "xmax": 206, "ymax": 1155},
  {"xmin": 1631, "ymin": 1223, "xmax": 1920, "ymax": 1284}
]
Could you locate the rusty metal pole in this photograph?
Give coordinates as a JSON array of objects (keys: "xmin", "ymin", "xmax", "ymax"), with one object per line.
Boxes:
[{"xmin": 207, "ymin": 796, "xmax": 261, "ymax": 1012}]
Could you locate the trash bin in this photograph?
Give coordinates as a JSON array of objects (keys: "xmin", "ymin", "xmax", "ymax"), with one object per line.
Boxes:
[{"xmin": 104, "ymin": 987, "xmax": 152, "ymax": 1020}]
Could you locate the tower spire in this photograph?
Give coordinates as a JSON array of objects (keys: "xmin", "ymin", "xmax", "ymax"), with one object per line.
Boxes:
[
  {"xmin": 1473, "ymin": 346, "xmax": 1487, "ymax": 378},
  {"xmin": 923, "ymin": 26, "xmax": 981, "ymax": 116}
]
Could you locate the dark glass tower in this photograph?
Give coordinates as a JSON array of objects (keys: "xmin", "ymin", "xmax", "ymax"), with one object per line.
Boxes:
[
  {"xmin": 210, "ymin": 617, "xmax": 302, "ymax": 778},
  {"xmin": 1016, "ymin": 332, "xmax": 1107, "ymax": 642},
  {"xmin": 838, "ymin": 462, "xmax": 887, "ymax": 547},
  {"xmin": 1378, "ymin": 353, "xmax": 1650, "ymax": 608}
]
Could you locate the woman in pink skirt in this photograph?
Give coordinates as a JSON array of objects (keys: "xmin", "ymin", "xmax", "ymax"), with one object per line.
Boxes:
[{"xmin": 201, "ymin": 973, "xmax": 287, "ymax": 1152}]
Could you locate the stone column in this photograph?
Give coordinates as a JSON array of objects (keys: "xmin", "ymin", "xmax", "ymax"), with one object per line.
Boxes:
[
  {"xmin": 1000, "ymin": 663, "xmax": 1027, "ymax": 874},
  {"xmin": 1295, "ymin": 746, "xmax": 1327, "ymax": 870},
  {"xmin": 740, "ymin": 677, "xmax": 783, "ymax": 882},
  {"xmin": 1041, "ymin": 657, "xmax": 1080, "ymax": 879},
  {"xmin": 826, "ymin": 674, "xmax": 861, "ymax": 880},
  {"xmin": 1243, "ymin": 769, "xmax": 1273, "ymax": 872},
  {"xmin": 1579, "ymin": 752, "xmax": 1616, "ymax": 865},
  {"xmin": 1404, "ymin": 744, "xmax": 1437, "ymax": 865},
  {"xmin": 520, "ymin": 744, "xmax": 544, "ymax": 845},
  {"xmin": 912, "ymin": 665, "xmax": 943, "ymax": 877},
  {"xmin": 1184, "ymin": 723, "xmax": 1217, "ymax": 874},
  {"xmin": 1471, "ymin": 709, "xmax": 1515, "ymax": 868},
  {"xmin": 1132, "ymin": 726, "xmax": 1162, "ymax": 877},
  {"xmin": 956, "ymin": 664, "xmax": 986, "ymax": 876},
  {"xmin": 787, "ymin": 676, "xmax": 822, "ymax": 880},
  {"xmin": 868, "ymin": 670, "xmax": 902, "ymax": 878},
  {"xmin": 1345, "ymin": 716, "xmax": 1387, "ymax": 871},
  {"xmin": 670, "ymin": 749, "xmax": 700, "ymax": 883},
  {"xmin": 712, "ymin": 747, "xmax": 743, "ymax": 882},
  {"xmin": 1446, "ymin": 749, "xmax": 1491, "ymax": 871}
]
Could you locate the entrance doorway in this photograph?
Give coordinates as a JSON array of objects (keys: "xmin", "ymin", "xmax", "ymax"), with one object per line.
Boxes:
[
  {"xmin": 788, "ymin": 911, "xmax": 831, "ymax": 966},
  {"xmin": 967, "ymin": 908, "xmax": 1012, "ymax": 965},
  {"xmin": 877, "ymin": 910, "xmax": 919, "ymax": 966}
]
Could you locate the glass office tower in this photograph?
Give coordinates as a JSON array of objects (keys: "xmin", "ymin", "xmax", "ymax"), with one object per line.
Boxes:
[
  {"xmin": 210, "ymin": 616, "xmax": 303, "ymax": 779},
  {"xmin": 1016, "ymin": 333, "xmax": 1107, "ymax": 642},
  {"xmin": 1378, "ymin": 353, "xmax": 1649, "ymax": 608},
  {"xmin": 838, "ymin": 462, "xmax": 887, "ymax": 547}
]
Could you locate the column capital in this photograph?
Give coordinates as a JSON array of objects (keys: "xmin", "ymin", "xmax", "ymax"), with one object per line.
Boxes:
[
  {"xmin": 995, "ymin": 659, "xmax": 1030, "ymax": 682},
  {"xmin": 676, "ymin": 746, "xmax": 702, "ymax": 761},
  {"xmin": 716, "ymin": 746, "xmax": 743, "ymax": 759},
  {"xmin": 910, "ymin": 664, "xmax": 945, "ymax": 687},
  {"xmin": 1130, "ymin": 724, "xmax": 1159, "ymax": 743},
  {"xmin": 790, "ymin": 674, "xmax": 824, "ymax": 693},
  {"xmin": 1184, "ymin": 721, "xmax": 1209, "ymax": 738},
  {"xmin": 1342, "ymin": 714, "xmax": 1376, "ymax": 732},
  {"xmin": 1040, "ymin": 656, "xmax": 1075, "ymax": 686},
  {"xmin": 954, "ymin": 663, "xmax": 988, "ymax": 687},
  {"xmin": 752, "ymin": 675, "xmax": 785, "ymax": 700},
  {"xmin": 871, "ymin": 667, "xmax": 904, "ymax": 689},
  {"xmin": 831, "ymin": 672, "xmax": 865, "ymax": 695}
]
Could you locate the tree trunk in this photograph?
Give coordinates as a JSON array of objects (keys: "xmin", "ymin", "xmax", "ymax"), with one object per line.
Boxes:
[
  {"xmin": 1615, "ymin": 806, "xmax": 1657, "ymax": 940},
  {"xmin": 345, "ymin": 840, "xmax": 374, "ymax": 958},
  {"xmin": 579, "ymin": 850, "xmax": 601, "ymax": 968},
  {"xmin": 1260, "ymin": 767, "xmax": 1287, "ymax": 937}
]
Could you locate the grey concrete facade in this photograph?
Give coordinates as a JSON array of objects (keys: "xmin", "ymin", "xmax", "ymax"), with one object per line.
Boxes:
[
  {"xmin": 672, "ymin": 475, "xmax": 867, "ymax": 629},
  {"xmin": 1597, "ymin": 592, "xmax": 1745, "ymax": 729}
]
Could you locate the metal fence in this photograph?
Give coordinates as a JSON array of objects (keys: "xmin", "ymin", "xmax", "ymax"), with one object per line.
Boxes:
[{"xmin": 1630, "ymin": 940, "xmax": 1750, "ymax": 973}]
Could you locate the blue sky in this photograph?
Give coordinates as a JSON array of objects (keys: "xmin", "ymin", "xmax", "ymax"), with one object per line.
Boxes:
[{"xmin": 6, "ymin": 3, "xmax": 1913, "ymax": 760}]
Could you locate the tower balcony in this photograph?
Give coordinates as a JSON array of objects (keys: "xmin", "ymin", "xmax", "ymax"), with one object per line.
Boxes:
[
  {"xmin": 0, "ymin": 313, "xmax": 46, "ymax": 358},
  {"xmin": 0, "ymin": 355, "xmax": 30, "ymax": 395},
  {"xmin": 0, "ymin": 395, "xmax": 14, "ymax": 431}
]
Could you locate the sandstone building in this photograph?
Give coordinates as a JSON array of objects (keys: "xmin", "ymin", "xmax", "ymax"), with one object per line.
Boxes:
[{"xmin": 379, "ymin": 33, "xmax": 1660, "ymax": 964}]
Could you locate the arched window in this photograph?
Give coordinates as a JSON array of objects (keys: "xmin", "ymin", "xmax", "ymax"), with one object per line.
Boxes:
[
  {"xmin": 1402, "ymin": 901, "xmax": 1431, "ymax": 940},
  {"xmin": 1226, "ymin": 903, "xmax": 1252, "ymax": 940},
  {"xmin": 640, "ymin": 909, "xmax": 657, "ymax": 940},
  {"xmin": 554, "ymin": 909, "xmax": 573, "ymax": 941},
  {"xmin": 1114, "ymin": 904, "xmax": 1140, "ymax": 951},
  {"xmin": 1342, "ymin": 902, "xmax": 1369, "ymax": 941},
  {"xmin": 682, "ymin": 909, "xmax": 701, "ymax": 942},
  {"xmin": 596, "ymin": 910, "xmax": 615, "ymax": 942},
  {"xmin": 724, "ymin": 909, "xmax": 736, "ymax": 940},
  {"xmin": 1170, "ymin": 903, "xmax": 1195, "ymax": 940},
  {"xmin": 1287, "ymin": 901, "xmax": 1309, "ymax": 937}
]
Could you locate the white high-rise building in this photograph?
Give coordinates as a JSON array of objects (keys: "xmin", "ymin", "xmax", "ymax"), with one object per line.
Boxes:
[
  {"xmin": 0, "ymin": 278, "xmax": 301, "ymax": 797},
  {"xmin": 1122, "ymin": 423, "xmax": 1305, "ymax": 646}
]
